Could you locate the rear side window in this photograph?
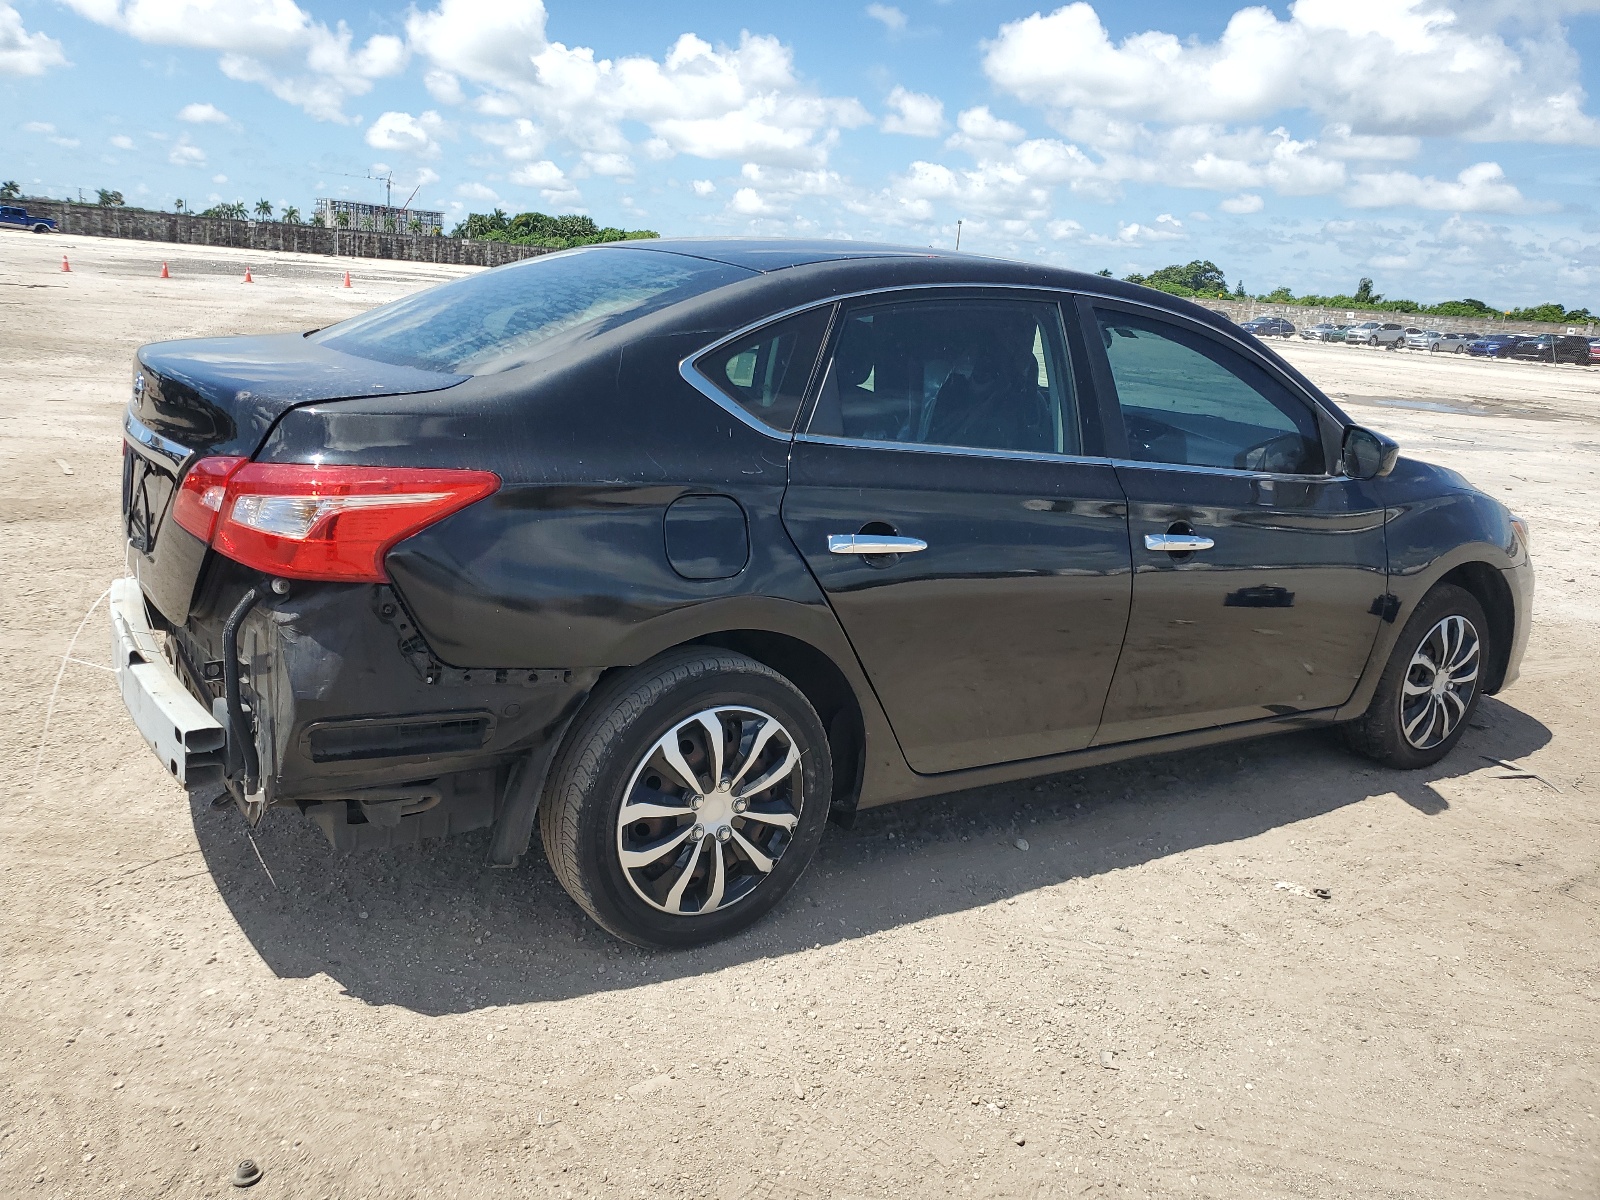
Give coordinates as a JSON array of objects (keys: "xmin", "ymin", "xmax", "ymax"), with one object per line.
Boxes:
[
  {"xmin": 312, "ymin": 246, "xmax": 749, "ymax": 376},
  {"xmin": 1095, "ymin": 309, "xmax": 1324, "ymax": 474},
  {"xmin": 807, "ymin": 297, "xmax": 1079, "ymax": 456},
  {"xmin": 692, "ymin": 306, "xmax": 832, "ymax": 432}
]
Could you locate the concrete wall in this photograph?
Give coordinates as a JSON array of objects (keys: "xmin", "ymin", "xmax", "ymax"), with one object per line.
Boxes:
[
  {"xmin": 1201, "ymin": 297, "xmax": 1595, "ymax": 338},
  {"xmin": 20, "ymin": 199, "xmax": 554, "ymax": 269}
]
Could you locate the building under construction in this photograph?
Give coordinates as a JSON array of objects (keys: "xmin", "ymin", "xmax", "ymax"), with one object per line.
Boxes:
[{"xmin": 314, "ymin": 198, "xmax": 444, "ymax": 234}]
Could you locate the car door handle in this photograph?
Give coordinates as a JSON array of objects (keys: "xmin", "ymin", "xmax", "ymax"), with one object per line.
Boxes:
[
  {"xmin": 1144, "ymin": 532, "xmax": 1215, "ymax": 553},
  {"xmin": 828, "ymin": 534, "xmax": 928, "ymax": 556}
]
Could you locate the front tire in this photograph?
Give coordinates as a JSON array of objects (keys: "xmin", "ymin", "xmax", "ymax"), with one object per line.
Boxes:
[
  {"xmin": 538, "ymin": 648, "xmax": 832, "ymax": 948},
  {"xmin": 1343, "ymin": 584, "xmax": 1488, "ymax": 769}
]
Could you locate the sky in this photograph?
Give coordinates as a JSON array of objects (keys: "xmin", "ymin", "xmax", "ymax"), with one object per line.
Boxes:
[{"xmin": 4, "ymin": 0, "xmax": 1600, "ymax": 307}]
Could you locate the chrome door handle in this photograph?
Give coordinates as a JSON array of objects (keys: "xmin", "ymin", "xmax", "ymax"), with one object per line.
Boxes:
[
  {"xmin": 1144, "ymin": 532, "xmax": 1215, "ymax": 553},
  {"xmin": 828, "ymin": 534, "xmax": 928, "ymax": 556}
]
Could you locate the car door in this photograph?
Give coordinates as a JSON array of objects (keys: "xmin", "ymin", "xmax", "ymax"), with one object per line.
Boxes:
[
  {"xmin": 1078, "ymin": 298, "xmax": 1389, "ymax": 744},
  {"xmin": 780, "ymin": 291, "xmax": 1132, "ymax": 774}
]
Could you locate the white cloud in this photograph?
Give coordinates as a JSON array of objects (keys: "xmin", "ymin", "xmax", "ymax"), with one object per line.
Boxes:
[
  {"xmin": 865, "ymin": 4, "xmax": 907, "ymax": 33},
  {"xmin": 177, "ymin": 102, "xmax": 229, "ymax": 124},
  {"xmin": 456, "ymin": 181, "xmax": 499, "ymax": 202},
  {"xmin": 580, "ymin": 150, "xmax": 633, "ymax": 177},
  {"xmin": 109, "ymin": 134, "xmax": 136, "ymax": 149},
  {"xmin": 509, "ymin": 158, "xmax": 578, "ymax": 204},
  {"xmin": 365, "ymin": 110, "xmax": 446, "ymax": 157},
  {"xmin": 23, "ymin": 119, "xmax": 78, "ymax": 147},
  {"xmin": 982, "ymin": 1, "xmax": 1600, "ymax": 145},
  {"xmin": 169, "ymin": 139, "xmax": 206, "ymax": 166},
  {"xmin": 1220, "ymin": 192, "xmax": 1264, "ymax": 214},
  {"xmin": 730, "ymin": 186, "xmax": 776, "ymax": 215},
  {"xmin": 405, "ymin": 6, "xmax": 870, "ymax": 171},
  {"xmin": 212, "ymin": 173, "xmax": 228, "ymax": 183},
  {"xmin": 0, "ymin": 3, "xmax": 67, "ymax": 75},
  {"xmin": 1345, "ymin": 161, "xmax": 1547, "ymax": 214},
  {"xmin": 423, "ymin": 68, "xmax": 463, "ymax": 104},
  {"xmin": 691, "ymin": 178, "xmax": 716, "ymax": 196},
  {"xmin": 882, "ymin": 86, "xmax": 943, "ymax": 137},
  {"xmin": 65, "ymin": 0, "xmax": 407, "ymax": 121}
]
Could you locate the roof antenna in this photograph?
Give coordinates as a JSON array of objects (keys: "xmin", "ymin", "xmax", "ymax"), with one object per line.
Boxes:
[{"xmin": 955, "ymin": 219, "xmax": 963, "ymax": 251}]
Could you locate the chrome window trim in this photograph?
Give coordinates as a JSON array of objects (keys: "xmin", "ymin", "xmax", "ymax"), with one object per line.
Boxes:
[
  {"xmin": 798, "ymin": 431, "xmax": 1113, "ymax": 468},
  {"xmin": 124, "ymin": 410, "xmax": 191, "ymax": 466},
  {"xmin": 677, "ymin": 278, "xmax": 1349, "ymax": 446},
  {"xmin": 1108, "ymin": 457, "xmax": 1337, "ymax": 484}
]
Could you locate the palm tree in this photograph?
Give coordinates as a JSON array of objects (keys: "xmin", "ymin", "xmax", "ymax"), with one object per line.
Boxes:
[
  {"xmin": 173, "ymin": 198, "xmax": 187, "ymax": 214},
  {"xmin": 408, "ymin": 217, "xmax": 422, "ymax": 234},
  {"xmin": 334, "ymin": 210, "xmax": 349, "ymax": 228},
  {"xmin": 282, "ymin": 206, "xmax": 301, "ymax": 224},
  {"xmin": 0, "ymin": 180, "xmax": 20, "ymax": 202},
  {"xmin": 310, "ymin": 212, "xmax": 326, "ymax": 228},
  {"xmin": 254, "ymin": 199, "xmax": 273, "ymax": 220}
]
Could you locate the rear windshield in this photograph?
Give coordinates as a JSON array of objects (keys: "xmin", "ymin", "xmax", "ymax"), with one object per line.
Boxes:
[{"xmin": 311, "ymin": 246, "xmax": 749, "ymax": 375}]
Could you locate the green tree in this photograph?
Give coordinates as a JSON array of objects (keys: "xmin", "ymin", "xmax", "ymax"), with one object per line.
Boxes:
[
  {"xmin": 0, "ymin": 180, "xmax": 21, "ymax": 201},
  {"xmin": 1264, "ymin": 286, "xmax": 1294, "ymax": 303},
  {"xmin": 1234, "ymin": 281, "xmax": 1247, "ymax": 298},
  {"xmin": 310, "ymin": 212, "xmax": 326, "ymax": 228},
  {"xmin": 173, "ymin": 198, "xmax": 186, "ymax": 214},
  {"xmin": 254, "ymin": 199, "xmax": 273, "ymax": 219},
  {"xmin": 1354, "ymin": 277, "xmax": 1381, "ymax": 304},
  {"xmin": 408, "ymin": 216, "xmax": 422, "ymax": 234},
  {"xmin": 1095, "ymin": 268, "xmax": 1113, "ymax": 278},
  {"xmin": 334, "ymin": 210, "xmax": 349, "ymax": 228},
  {"xmin": 1124, "ymin": 260, "xmax": 1229, "ymax": 297},
  {"xmin": 97, "ymin": 188, "xmax": 125, "ymax": 207},
  {"xmin": 281, "ymin": 205, "xmax": 300, "ymax": 224}
]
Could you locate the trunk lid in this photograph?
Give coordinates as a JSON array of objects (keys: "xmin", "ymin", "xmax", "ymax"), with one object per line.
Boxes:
[{"xmin": 123, "ymin": 333, "xmax": 466, "ymax": 623}]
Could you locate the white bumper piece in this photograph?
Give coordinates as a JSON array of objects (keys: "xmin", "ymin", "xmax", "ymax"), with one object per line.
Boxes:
[{"xmin": 110, "ymin": 577, "xmax": 226, "ymax": 793}]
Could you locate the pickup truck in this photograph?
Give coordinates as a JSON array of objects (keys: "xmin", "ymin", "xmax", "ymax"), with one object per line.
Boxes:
[{"xmin": 0, "ymin": 205, "xmax": 57, "ymax": 233}]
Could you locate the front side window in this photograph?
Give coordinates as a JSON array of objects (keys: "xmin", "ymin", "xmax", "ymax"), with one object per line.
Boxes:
[
  {"xmin": 692, "ymin": 306, "xmax": 832, "ymax": 432},
  {"xmin": 312, "ymin": 246, "xmax": 749, "ymax": 376},
  {"xmin": 806, "ymin": 298, "xmax": 1079, "ymax": 456},
  {"xmin": 1095, "ymin": 309, "xmax": 1324, "ymax": 474}
]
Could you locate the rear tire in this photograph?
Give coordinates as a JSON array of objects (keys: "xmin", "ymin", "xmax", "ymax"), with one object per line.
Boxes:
[
  {"xmin": 538, "ymin": 648, "xmax": 831, "ymax": 948},
  {"xmin": 1343, "ymin": 584, "xmax": 1488, "ymax": 769}
]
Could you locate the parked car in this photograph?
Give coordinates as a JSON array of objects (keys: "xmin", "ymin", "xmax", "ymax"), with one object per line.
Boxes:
[
  {"xmin": 1509, "ymin": 334, "xmax": 1591, "ymax": 365},
  {"xmin": 1404, "ymin": 330, "xmax": 1443, "ymax": 350},
  {"xmin": 1590, "ymin": 338, "xmax": 1600, "ymax": 365},
  {"xmin": 1239, "ymin": 315, "xmax": 1296, "ymax": 338},
  {"xmin": 1429, "ymin": 333, "xmax": 1475, "ymax": 354},
  {"xmin": 110, "ymin": 240, "xmax": 1533, "ymax": 947},
  {"xmin": 1299, "ymin": 323, "xmax": 1343, "ymax": 341},
  {"xmin": 1467, "ymin": 333, "xmax": 1527, "ymax": 358},
  {"xmin": 1345, "ymin": 320, "xmax": 1407, "ymax": 347},
  {"xmin": 0, "ymin": 204, "xmax": 56, "ymax": 233}
]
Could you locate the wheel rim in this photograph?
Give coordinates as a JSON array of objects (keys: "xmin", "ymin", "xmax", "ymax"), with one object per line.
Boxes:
[
  {"xmin": 1399, "ymin": 615, "xmax": 1480, "ymax": 750},
  {"xmin": 615, "ymin": 706, "xmax": 803, "ymax": 916}
]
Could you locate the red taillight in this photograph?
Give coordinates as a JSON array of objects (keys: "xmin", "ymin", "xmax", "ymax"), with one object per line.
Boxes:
[
  {"xmin": 174, "ymin": 458, "xmax": 499, "ymax": 583},
  {"xmin": 172, "ymin": 456, "xmax": 247, "ymax": 543}
]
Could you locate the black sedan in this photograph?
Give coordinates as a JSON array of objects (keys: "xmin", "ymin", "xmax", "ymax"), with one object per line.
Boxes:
[
  {"xmin": 1239, "ymin": 315, "xmax": 1295, "ymax": 338},
  {"xmin": 1509, "ymin": 333, "xmax": 1591, "ymax": 365},
  {"xmin": 112, "ymin": 240, "xmax": 1533, "ymax": 947}
]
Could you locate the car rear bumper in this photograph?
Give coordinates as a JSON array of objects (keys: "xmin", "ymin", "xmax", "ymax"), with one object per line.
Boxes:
[{"xmin": 109, "ymin": 576, "xmax": 227, "ymax": 794}]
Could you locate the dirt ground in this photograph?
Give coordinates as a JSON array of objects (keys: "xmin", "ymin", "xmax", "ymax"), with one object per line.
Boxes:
[{"xmin": 2, "ymin": 231, "xmax": 1597, "ymax": 1199}]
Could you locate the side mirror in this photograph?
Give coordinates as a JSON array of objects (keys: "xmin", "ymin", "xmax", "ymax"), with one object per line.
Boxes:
[{"xmin": 1342, "ymin": 425, "xmax": 1399, "ymax": 480}]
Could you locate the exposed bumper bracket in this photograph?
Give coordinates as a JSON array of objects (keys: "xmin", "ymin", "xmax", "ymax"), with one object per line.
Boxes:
[{"xmin": 110, "ymin": 577, "xmax": 227, "ymax": 794}]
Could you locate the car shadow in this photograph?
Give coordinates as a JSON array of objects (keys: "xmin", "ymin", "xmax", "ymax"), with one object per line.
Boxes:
[{"xmin": 189, "ymin": 695, "xmax": 1551, "ymax": 1015}]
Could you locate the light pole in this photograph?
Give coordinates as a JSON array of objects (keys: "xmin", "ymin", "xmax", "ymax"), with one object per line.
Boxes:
[{"xmin": 955, "ymin": 219, "xmax": 962, "ymax": 251}]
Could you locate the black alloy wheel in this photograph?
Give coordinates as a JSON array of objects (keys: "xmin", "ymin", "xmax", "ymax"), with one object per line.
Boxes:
[
  {"xmin": 538, "ymin": 648, "xmax": 831, "ymax": 948},
  {"xmin": 1343, "ymin": 583, "xmax": 1488, "ymax": 769}
]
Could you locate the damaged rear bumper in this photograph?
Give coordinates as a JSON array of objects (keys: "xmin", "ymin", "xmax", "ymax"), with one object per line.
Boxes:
[{"xmin": 109, "ymin": 576, "xmax": 227, "ymax": 794}]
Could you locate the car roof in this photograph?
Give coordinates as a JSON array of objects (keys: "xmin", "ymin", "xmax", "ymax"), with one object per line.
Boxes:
[{"xmin": 619, "ymin": 237, "xmax": 962, "ymax": 273}]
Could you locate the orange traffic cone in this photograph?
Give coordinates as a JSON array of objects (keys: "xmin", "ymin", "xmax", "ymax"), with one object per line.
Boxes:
[
  {"xmin": 60, "ymin": 255, "xmax": 70, "ymax": 273},
  {"xmin": 242, "ymin": 267, "xmax": 254, "ymax": 283},
  {"xmin": 159, "ymin": 262, "xmax": 170, "ymax": 279},
  {"xmin": 342, "ymin": 270, "xmax": 352, "ymax": 288}
]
